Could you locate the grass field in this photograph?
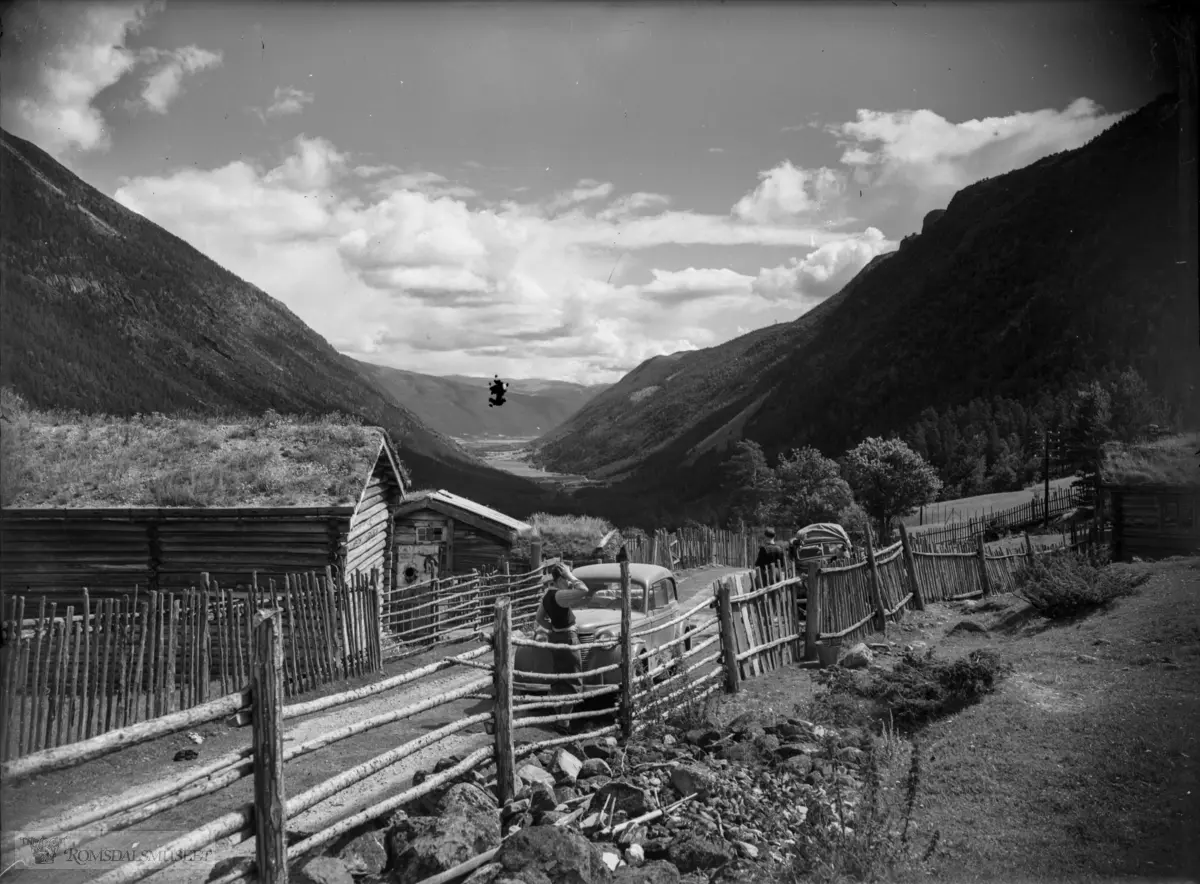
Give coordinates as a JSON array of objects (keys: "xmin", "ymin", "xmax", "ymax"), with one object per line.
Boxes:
[{"xmin": 902, "ymin": 477, "xmax": 1078, "ymax": 532}]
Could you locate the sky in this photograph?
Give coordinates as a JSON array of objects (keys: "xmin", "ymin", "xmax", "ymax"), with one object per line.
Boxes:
[{"xmin": 0, "ymin": 0, "xmax": 1174, "ymax": 384}]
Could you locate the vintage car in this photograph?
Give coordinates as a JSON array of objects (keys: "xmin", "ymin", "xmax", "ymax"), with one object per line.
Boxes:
[
  {"xmin": 790, "ymin": 523, "xmax": 854, "ymax": 565},
  {"xmin": 512, "ymin": 563, "xmax": 695, "ymax": 694}
]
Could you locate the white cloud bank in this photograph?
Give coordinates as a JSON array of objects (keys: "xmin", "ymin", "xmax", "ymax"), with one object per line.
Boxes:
[
  {"xmin": 112, "ymin": 93, "xmax": 1123, "ymax": 383},
  {"xmin": 1, "ymin": 4, "xmax": 1125, "ymax": 383}
]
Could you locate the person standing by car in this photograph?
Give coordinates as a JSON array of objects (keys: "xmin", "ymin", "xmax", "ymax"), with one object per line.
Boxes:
[
  {"xmin": 754, "ymin": 527, "xmax": 787, "ymax": 585},
  {"xmin": 535, "ymin": 563, "xmax": 603, "ymax": 733}
]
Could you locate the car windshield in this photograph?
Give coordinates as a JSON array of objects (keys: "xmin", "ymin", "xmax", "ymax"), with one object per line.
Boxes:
[{"xmin": 578, "ymin": 581, "xmax": 645, "ymax": 613}]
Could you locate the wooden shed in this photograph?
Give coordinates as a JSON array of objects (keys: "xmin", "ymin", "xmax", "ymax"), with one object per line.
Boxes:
[
  {"xmin": 0, "ymin": 412, "xmax": 408, "ymax": 596},
  {"xmin": 1109, "ymin": 484, "xmax": 1200, "ymax": 561},
  {"xmin": 1103, "ymin": 434, "xmax": 1200, "ymax": 561},
  {"xmin": 393, "ymin": 489, "xmax": 532, "ymax": 579}
]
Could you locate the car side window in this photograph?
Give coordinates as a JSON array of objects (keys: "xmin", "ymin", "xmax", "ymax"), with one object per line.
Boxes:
[{"xmin": 650, "ymin": 580, "xmax": 671, "ymax": 611}]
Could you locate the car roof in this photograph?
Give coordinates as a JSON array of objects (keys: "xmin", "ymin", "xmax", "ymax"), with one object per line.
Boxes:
[{"xmin": 571, "ymin": 562, "xmax": 675, "ymax": 588}]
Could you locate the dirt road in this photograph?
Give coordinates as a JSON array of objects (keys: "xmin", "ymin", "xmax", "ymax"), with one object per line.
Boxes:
[{"xmin": 1, "ymin": 566, "xmax": 744, "ymax": 883}]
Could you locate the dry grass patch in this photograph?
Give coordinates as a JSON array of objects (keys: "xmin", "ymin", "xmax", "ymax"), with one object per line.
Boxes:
[{"xmin": 1102, "ymin": 431, "xmax": 1200, "ymax": 487}]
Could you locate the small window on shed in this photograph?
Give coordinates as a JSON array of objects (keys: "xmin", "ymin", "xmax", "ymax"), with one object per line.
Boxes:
[{"xmin": 415, "ymin": 526, "xmax": 445, "ymax": 544}]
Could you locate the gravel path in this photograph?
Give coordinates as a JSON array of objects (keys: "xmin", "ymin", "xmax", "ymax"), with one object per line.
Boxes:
[{"xmin": 1, "ymin": 565, "xmax": 745, "ymax": 884}]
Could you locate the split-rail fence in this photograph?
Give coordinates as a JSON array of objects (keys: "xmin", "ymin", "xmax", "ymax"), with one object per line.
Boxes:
[{"xmin": 0, "ymin": 522, "xmax": 1099, "ymax": 883}]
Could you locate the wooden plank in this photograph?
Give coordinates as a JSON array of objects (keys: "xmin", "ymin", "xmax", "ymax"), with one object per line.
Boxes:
[{"xmin": 252, "ymin": 612, "xmax": 286, "ymax": 883}]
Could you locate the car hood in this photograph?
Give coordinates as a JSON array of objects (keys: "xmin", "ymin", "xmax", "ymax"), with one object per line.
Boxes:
[{"xmin": 571, "ymin": 609, "xmax": 648, "ymax": 632}]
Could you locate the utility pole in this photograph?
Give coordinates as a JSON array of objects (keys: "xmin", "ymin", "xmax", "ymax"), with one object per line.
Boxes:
[{"xmin": 1043, "ymin": 429, "xmax": 1051, "ymax": 528}]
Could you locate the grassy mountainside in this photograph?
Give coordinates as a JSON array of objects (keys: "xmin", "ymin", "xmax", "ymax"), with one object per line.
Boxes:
[
  {"xmin": 352, "ymin": 361, "xmax": 607, "ymax": 439},
  {"xmin": 0, "ymin": 127, "xmax": 554, "ymax": 516},
  {"xmin": 538, "ymin": 93, "xmax": 1199, "ymax": 514}
]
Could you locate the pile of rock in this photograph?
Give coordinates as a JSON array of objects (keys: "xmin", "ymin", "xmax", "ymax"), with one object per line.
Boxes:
[{"xmin": 272, "ymin": 712, "xmax": 875, "ymax": 884}]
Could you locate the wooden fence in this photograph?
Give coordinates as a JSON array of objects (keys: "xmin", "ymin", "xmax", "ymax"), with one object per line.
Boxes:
[
  {"xmin": 910, "ymin": 485, "xmax": 1085, "ymax": 547},
  {"xmin": 378, "ymin": 559, "xmax": 559, "ymax": 662},
  {"xmin": 0, "ymin": 521, "xmax": 1107, "ymax": 884},
  {"xmin": 0, "ymin": 570, "xmax": 380, "ymax": 762}
]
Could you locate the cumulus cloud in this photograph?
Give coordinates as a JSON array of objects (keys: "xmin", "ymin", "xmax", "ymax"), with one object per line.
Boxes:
[
  {"xmin": 138, "ymin": 45, "xmax": 222, "ymax": 113},
  {"xmin": 752, "ymin": 227, "xmax": 893, "ymax": 303},
  {"xmin": 0, "ymin": 1, "xmax": 154, "ymax": 155},
  {"xmin": 833, "ymin": 98, "xmax": 1126, "ymax": 196},
  {"xmin": 733, "ymin": 161, "xmax": 845, "ymax": 224},
  {"xmin": 256, "ymin": 86, "xmax": 314, "ymax": 120},
  {"xmin": 0, "ymin": 1, "xmax": 223, "ymax": 154}
]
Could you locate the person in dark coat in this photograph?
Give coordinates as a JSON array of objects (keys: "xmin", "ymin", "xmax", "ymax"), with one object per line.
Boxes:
[
  {"xmin": 534, "ymin": 563, "xmax": 602, "ymax": 733},
  {"xmin": 754, "ymin": 527, "xmax": 786, "ymax": 584}
]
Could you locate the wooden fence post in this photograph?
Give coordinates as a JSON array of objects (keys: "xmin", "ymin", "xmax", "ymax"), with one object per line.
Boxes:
[
  {"xmin": 864, "ymin": 542, "xmax": 887, "ymax": 633},
  {"xmin": 976, "ymin": 535, "xmax": 994, "ymax": 597},
  {"xmin": 716, "ymin": 579, "xmax": 740, "ymax": 694},
  {"xmin": 492, "ymin": 599, "xmax": 516, "ymax": 805},
  {"xmin": 804, "ymin": 561, "xmax": 821, "ymax": 661},
  {"xmin": 1024, "ymin": 531, "xmax": 1036, "ymax": 564},
  {"xmin": 898, "ymin": 524, "xmax": 926, "ymax": 612},
  {"xmin": 252, "ymin": 609, "xmax": 286, "ymax": 884},
  {"xmin": 530, "ymin": 538, "xmax": 543, "ymax": 571},
  {"xmin": 619, "ymin": 560, "xmax": 634, "ymax": 740}
]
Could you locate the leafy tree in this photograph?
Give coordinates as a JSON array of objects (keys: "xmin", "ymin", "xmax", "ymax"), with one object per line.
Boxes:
[
  {"xmin": 841, "ymin": 437, "xmax": 943, "ymax": 543},
  {"xmin": 765, "ymin": 446, "xmax": 855, "ymax": 529},
  {"xmin": 723, "ymin": 439, "xmax": 778, "ymax": 527}
]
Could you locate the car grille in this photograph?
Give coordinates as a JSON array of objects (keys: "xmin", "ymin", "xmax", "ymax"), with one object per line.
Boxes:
[{"xmin": 577, "ymin": 629, "xmax": 595, "ymax": 670}]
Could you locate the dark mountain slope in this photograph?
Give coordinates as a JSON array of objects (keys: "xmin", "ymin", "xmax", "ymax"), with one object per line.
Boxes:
[
  {"xmin": 0, "ymin": 127, "xmax": 553, "ymax": 515},
  {"xmin": 539, "ymin": 92, "xmax": 1198, "ymax": 498},
  {"xmin": 353, "ymin": 362, "xmax": 607, "ymax": 438},
  {"xmin": 533, "ymin": 251, "xmax": 894, "ymax": 478}
]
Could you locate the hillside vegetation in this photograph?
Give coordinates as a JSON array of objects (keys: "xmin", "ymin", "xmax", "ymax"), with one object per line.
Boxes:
[
  {"xmin": 0, "ymin": 127, "xmax": 554, "ymax": 517},
  {"xmin": 541, "ymin": 93, "xmax": 1199, "ymax": 526}
]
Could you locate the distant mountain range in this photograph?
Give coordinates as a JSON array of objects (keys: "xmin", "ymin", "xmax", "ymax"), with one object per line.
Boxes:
[
  {"xmin": 352, "ymin": 362, "xmax": 608, "ymax": 439},
  {"xmin": 538, "ymin": 92, "xmax": 1199, "ymax": 525},
  {"xmin": 0, "ymin": 126, "xmax": 554, "ymax": 515}
]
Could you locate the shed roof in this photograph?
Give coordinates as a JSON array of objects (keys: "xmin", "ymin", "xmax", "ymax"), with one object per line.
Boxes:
[
  {"xmin": 1101, "ymin": 433, "xmax": 1200, "ymax": 490},
  {"xmin": 0, "ymin": 404, "xmax": 406, "ymax": 508},
  {"xmin": 397, "ymin": 489, "xmax": 533, "ymax": 540}
]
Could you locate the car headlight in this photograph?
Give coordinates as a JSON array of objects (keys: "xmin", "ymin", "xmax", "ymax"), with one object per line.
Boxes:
[{"xmin": 593, "ymin": 629, "xmax": 616, "ymax": 644}]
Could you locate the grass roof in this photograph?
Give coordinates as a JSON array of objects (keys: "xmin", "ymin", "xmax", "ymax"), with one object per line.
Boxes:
[
  {"xmin": 0, "ymin": 392, "xmax": 396, "ymax": 508},
  {"xmin": 1101, "ymin": 432, "xmax": 1200, "ymax": 489}
]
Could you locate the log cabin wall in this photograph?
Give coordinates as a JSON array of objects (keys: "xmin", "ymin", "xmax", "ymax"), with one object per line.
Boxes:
[
  {"xmin": 1111, "ymin": 486, "xmax": 1200, "ymax": 561},
  {"xmin": 0, "ymin": 508, "xmax": 353, "ymax": 600},
  {"xmin": 345, "ymin": 451, "xmax": 404, "ymax": 586},
  {"xmin": 451, "ymin": 519, "xmax": 510, "ymax": 573}
]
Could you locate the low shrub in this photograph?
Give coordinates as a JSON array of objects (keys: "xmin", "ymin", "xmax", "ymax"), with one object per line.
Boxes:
[
  {"xmin": 1014, "ymin": 551, "xmax": 1148, "ymax": 620},
  {"xmin": 513, "ymin": 512, "xmax": 620, "ymax": 562},
  {"xmin": 813, "ymin": 648, "xmax": 1012, "ymax": 731}
]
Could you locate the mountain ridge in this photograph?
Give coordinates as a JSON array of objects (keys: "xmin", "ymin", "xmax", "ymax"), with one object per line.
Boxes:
[{"xmin": 540, "ymin": 92, "xmax": 1198, "ymax": 521}]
